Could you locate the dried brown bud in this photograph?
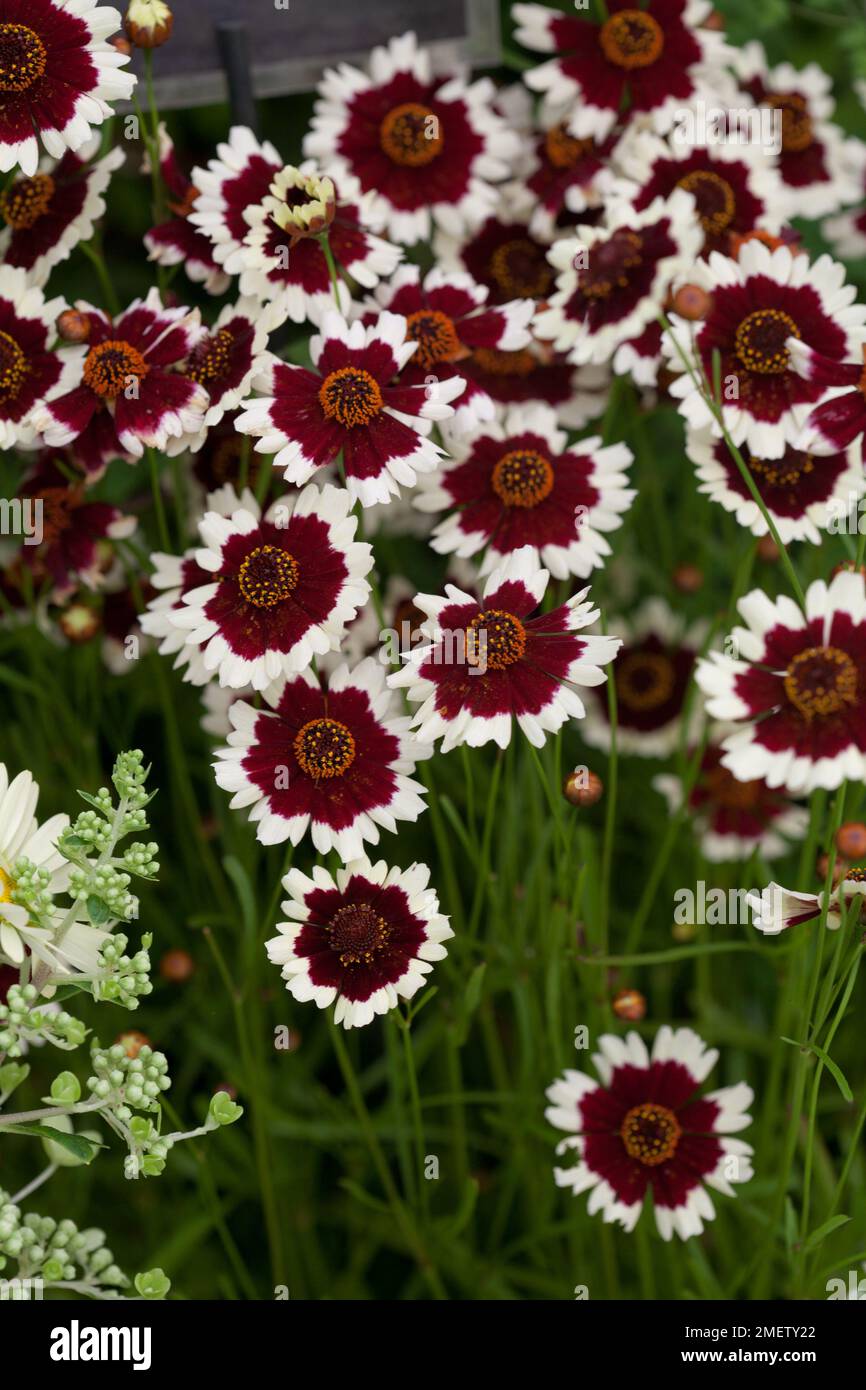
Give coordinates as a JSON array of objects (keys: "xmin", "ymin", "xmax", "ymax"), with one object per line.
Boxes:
[
  {"xmin": 56, "ymin": 309, "xmax": 91, "ymax": 343},
  {"xmin": 673, "ymin": 562, "xmax": 704, "ymax": 594},
  {"xmin": 672, "ymin": 284, "xmax": 711, "ymax": 321},
  {"xmin": 837, "ymin": 822, "xmax": 866, "ymax": 860},
  {"xmin": 612, "ymin": 988, "xmax": 647, "ymax": 1022},
  {"xmin": 563, "ymin": 768, "xmax": 603, "ymax": 807},
  {"xmin": 159, "ymin": 947, "xmax": 194, "ymax": 982}
]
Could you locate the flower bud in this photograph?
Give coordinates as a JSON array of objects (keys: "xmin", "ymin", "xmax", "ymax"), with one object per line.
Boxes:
[
  {"xmin": 56, "ymin": 309, "xmax": 91, "ymax": 343},
  {"xmin": 612, "ymin": 988, "xmax": 646, "ymax": 1021},
  {"xmin": 124, "ymin": 0, "xmax": 173, "ymax": 48},
  {"xmin": 563, "ymin": 768, "xmax": 603, "ymax": 807}
]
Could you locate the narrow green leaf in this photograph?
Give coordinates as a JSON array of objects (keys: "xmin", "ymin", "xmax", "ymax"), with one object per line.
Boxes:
[{"xmin": 804, "ymin": 1215, "xmax": 852, "ymax": 1254}]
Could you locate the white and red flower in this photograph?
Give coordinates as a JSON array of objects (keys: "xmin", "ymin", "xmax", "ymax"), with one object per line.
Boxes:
[
  {"xmin": 525, "ymin": 119, "xmax": 617, "ymax": 239},
  {"xmin": 450, "ymin": 342, "xmax": 611, "ymax": 429},
  {"xmin": 747, "ymin": 873, "xmax": 866, "ymax": 935},
  {"xmin": 654, "ymin": 738, "xmax": 808, "ymax": 862},
  {"xmin": 664, "ymin": 241, "xmax": 866, "ymax": 459},
  {"xmin": 31, "ymin": 288, "xmax": 208, "ymax": 474},
  {"xmin": 415, "ymin": 402, "xmax": 635, "ymax": 579},
  {"xmin": 0, "ymin": 139, "xmax": 123, "ymax": 285},
  {"xmin": 365, "ymin": 265, "xmax": 533, "ymax": 431},
  {"xmin": 535, "ymin": 193, "xmax": 701, "ymax": 366},
  {"xmin": 168, "ymin": 484, "xmax": 373, "ymax": 692},
  {"xmin": 787, "ymin": 340, "xmax": 866, "ymax": 464},
  {"xmin": 0, "ymin": 266, "xmax": 78, "ymax": 451},
  {"xmin": 0, "ymin": 0, "xmax": 134, "ymax": 177},
  {"xmin": 190, "ymin": 128, "xmax": 400, "ymax": 322},
  {"xmin": 235, "ymin": 309, "xmax": 463, "ymax": 508},
  {"xmin": 15, "ymin": 458, "xmax": 135, "ymax": 600},
  {"xmin": 266, "ymin": 857, "xmax": 453, "ymax": 1029},
  {"xmin": 176, "ymin": 296, "xmax": 282, "ymax": 454},
  {"xmin": 144, "ymin": 123, "xmax": 230, "ymax": 296},
  {"xmin": 213, "ymin": 658, "xmax": 431, "ymax": 858},
  {"xmin": 697, "ymin": 570, "xmax": 866, "ymax": 793},
  {"xmin": 513, "ymin": 0, "xmax": 730, "ymax": 143},
  {"xmin": 822, "ymin": 140, "xmax": 866, "ymax": 263},
  {"xmin": 686, "ymin": 421, "xmax": 864, "ymax": 544},
  {"xmin": 302, "ymin": 31, "xmax": 518, "ymax": 246},
  {"xmin": 546, "ymin": 1026, "xmax": 753, "ymax": 1240},
  {"xmin": 389, "ymin": 547, "xmax": 621, "ymax": 751},
  {"xmin": 433, "ymin": 204, "xmax": 556, "ymax": 306}
]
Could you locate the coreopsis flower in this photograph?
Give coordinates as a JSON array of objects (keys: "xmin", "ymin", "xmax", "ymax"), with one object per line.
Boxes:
[
  {"xmin": 143, "ymin": 123, "xmax": 230, "ymax": 295},
  {"xmin": 415, "ymin": 402, "xmax": 635, "ymax": 579},
  {"xmin": 732, "ymin": 41, "xmax": 865, "ymax": 219},
  {"xmin": 190, "ymin": 128, "xmax": 400, "ymax": 322},
  {"xmin": 534, "ymin": 192, "xmax": 702, "ymax": 367},
  {"xmin": 235, "ymin": 310, "xmax": 463, "ymax": 508},
  {"xmin": 140, "ymin": 485, "xmax": 260, "ymax": 686},
  {"xmin": 0, "ymin": 763, "xmax": 70, "ymax": 967},
  {"xmin": 389, "ymin": 547, "xmax": 621, "ymax": 752},
  {"xmin": 0, "ymin": 140, "xmax": 123, "ymax": 285},
  {"xmin": 173, "ymin": 296, "xmax": 283, "ymax": 454},
  {"xmin": 546, "ymin": 1027, "xmax": 753, "ymax": 1240},
  {"xmin": 30, "ymin": 288, "xmax": 209, "ymax": 474},
  {"xmin": 686, "ymin": 422, "xmax": 864, "ymax": 544},
  {"xmin": 663, "ymin": 241, "xmax": 866, "ymax": 459},
  {"xmin": 169, "ymin": 485, "xmax": 374, "ymax": 691},
  {"xmin": 525, "ymin": 120, "xmax": 617, "ymax": 239},
  {"xmin": 266, "ymin": 857, "xmax": 453, "ymax": 1029},
  {"xmin": 212, "ymin": 658, "xmax": 431, "ymax": 858},
  {"xmin": 455, "ymin": 343, "xmax": 612, "ymax": 429},
  {"xmin": 124, "ymin": 0, "xmax": 172, "ymax": 49},
  {"xmin": 612, "ymin": 127, "xmax": 783, "ymax": 259},
  {"xmin": 512, "ymin": 1, "xmax": 731, "ymax": 142},
  {"xmin": 0, "ymin": 0, "xmax": 135, "ymax": 177},
  {"xmin": 365, "ymin": 265, "xmax": 533, "ymax": 431},
  {"xmin": 433, "ymin": 202, "xmax": 557, "ymax": 306},
  {"xmin": 654, "ymin": 739, "xmax": 808, "ymax": 862},
  {"xmin": 787, "ymin": 341, "xmax": 866, "ymax": 463},
  {"xmin": 0, "ymin": 266, "xmax": 78, "ymax": 451},
  {"xmin": 302, "ymin": 30, "xmax": 519, "ymax": 246},
  {"xmin": 696, "ymin": 570, "xmax": 866, "ymax": 793},
  {"xmin": 15, "ymin": 459, "xmax": 136, "ymax": 600},
  {"xmin": 581, "ymin": 599, "xmax": 707, "ymax": 758},
  {"xmin": 822, "ymin": 143, "xmax": 866, "ymax": 263},
  {"xmin": 747, "ymin": 873, "xmax": 866, "ymax": 935}
]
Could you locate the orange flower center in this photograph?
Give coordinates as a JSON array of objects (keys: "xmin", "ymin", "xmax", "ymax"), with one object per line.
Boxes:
[
  {"xmin": 621, "ymin": 1102, "xmax": 681, "ymax": 1166},
  {"xmin": 491, "ymin": 448, "xmax": 554, "ymax": 508},
  {"xmin": 489, "ymin": 239, "xmax": 552, "ymax": 300},
  {"xmin": 237, "ymin": 545, "xmax": 299, "ymax": 608},
  {"xmin": 581, "ymin": 229, "xmax": 643, "ymax": 299},
  {"xmin": 703, "ymin": 763, "xmax": 764, "ymax": 812},
  {"xmin": 472, "ymin": 346, "xmax": 536, "ymax": 377},
  {"xmin": 83, "ymin": 340, "xmax": 150, "ymax": 399},
  {"xmin": 784, "ymin": 645, "xmax": 858, "ymax": 721},
  {"xmin": 318, "ymin": 366, "xmax": 383, "ymax": 427},
  {"xmin": 768, "ymin": 93, "xmax": 813, "ymax": 153},
  {"xmin": 734, "ymin": 309, "xmax": 800, "ymax": 375},
  {"xmin": 380, "ymin": 102, "xmax": 443, "ymax": 166},
  {"xmin": 544, "ymin": 123, "xmax": 594, "ymax": 169},
  {"xmin": 293, "ymin": 717, "xmax": 357, "ymax": 779},
  {"xmin": 327, "ymin": 903, "xmax": 391, "ymax": 966},
  {"xmin": 599, "ymin": 10, "xmax": 664, "ymax": 69},
  {"xmin": 615, "ymin": 651, "xmax": 676, "ymax": 711},
  {"xmin": 747, "ymin": 451, "xmax": 814, "ymax": 490},
  {"xmin": 466, "ymin": 609, "xmax": 526, "ymax": 670},
  {"xmin": 188, "ymin": 328, "xmax": 234, "ymax": 385},
  {"xmin": 0, "ymin": 23, "xmax": 48, "ymax": 93},
  {"xmin": 0, "ymin": 329, "xmax": 29, "ymax": 403},
  {"xmin": 405, "ymin": 308, "xmax": 461, "ymax": 369},
  {"xmin": 676, "ymin": 169, "xmax": 736, "ymax": 235},
  {"xmin": 0, "ymin": 172, "xmax": 54, "ymax": 229}
]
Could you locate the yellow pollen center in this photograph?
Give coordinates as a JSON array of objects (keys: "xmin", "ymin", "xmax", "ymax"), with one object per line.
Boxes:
[
  {"xmin": 734, "ymin": 309, "xmax": 800, "ymax": 375},
  {"xmin": 620, "ymin": 1102, "xmax": 682, "ymax": 1166},
  {"xmin": 236, "ymin": 544, "xmax": 299, "ymax": 608},
  {"xmin": 0, "ymin": 172, "xmax": 54, "ymax": 229},
  {"xmin": 318, "ymin": 366, "xmax": 383, "ymax": 427},
  {"xmin": 405, "ymin": 308, "xmax": 461, "ymax": 369},
  {"xmin": 188, "ymin": 327, "xmax": 234, "ymax": 385},
  {"xmin": 616, "ymin": 650, "xmax": 676, "ymax": 711},
  {"xmin": 768, "ymin": 93, "xmax": 813, "ymax": 153},
  {"xmin": 293, "ymin": 717, "xmax": 357, "ymax": 779},
  {"xmin": 676, "ymin": 169, "xmax": 736, "ymax": 235},
  {"xmin": 783, "ymin": 645, "xmax": 858, "ymax": 721},
  {"xmin": 83, "ymin": 340, "xmax": 149, "ymax": 399},
  {"xmin": 380, "ymin": 102, "xmax": 443, "ymax": 166},
  {"xmin": 0, "ymin": 329, "xmax": 29, "ymax": 403},
  {"xmin": 466, "ymin": 609, "xmax": 527, "ymax": 670},
  {"xmin": 489, "ymin": 239, "xmax": 552, "ymax": 300},
  {"xmin": 491, "ymin": 448, "xmax": 554, "ymax": 508},
  {"xmin": 747, "ymin": 451, "xmax": 814, "ymax": 493},
  {"xmin": 0, "ymin": 22, "xmax": 48, "ymax": 93},
  {"xmin": 599, "ymin": 10, "xmax": 664, "ymax": 69},
  {"xmin": 544, "ymin": 124, "xmax": 593, "ymax": 169},
  {"xmin": 327, "ymin": 902, "xmax": 392, "ymax": 967},
  {"xmin": 0, "ymin": 865, "xmax": 14, "ymax": 903}
]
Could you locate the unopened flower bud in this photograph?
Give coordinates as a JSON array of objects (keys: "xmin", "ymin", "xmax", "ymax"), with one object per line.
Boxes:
[
  {"xmin": 56, "ymin": 309, "xmax": 91, "ymax": 343},
  {"xmin": 124, "ymin": 0, "xmax": 173, "ymax": 48}
]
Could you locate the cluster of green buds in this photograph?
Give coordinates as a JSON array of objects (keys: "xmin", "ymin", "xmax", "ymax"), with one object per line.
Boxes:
[
  {"xmin": 0, "ymin": 984, "xmax": 88, "ymax": 1058},
  {"xmin": 92, "ymin": 932, "xmax": 154, "ymax": 1009},
  {"xmin": 3, "ymin": 858, "xmax": 54, "ymax": 923}
]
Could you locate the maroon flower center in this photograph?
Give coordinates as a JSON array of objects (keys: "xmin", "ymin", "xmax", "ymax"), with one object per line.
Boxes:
[
  {"xmin": 1, "ymin": 172, "xmax": 54, "ymax": 229},
  {"xmin": 599, "ymin": 10, "xmax": 664, "ymax": 69},
  {"xmin": 236, "ymin": 545, "xmax": 299, "ymax": 608},
  {"xmin": 703, "ymin": 763, "xmax": 763, "ymax": 811},
  {"xmin": 36, "ymin": 486, "xmax": 77, "ymax": 545},
  {"xmin": 83, "ymin": 340, "xmax": 150, "ymax": 399},
  {"xmin": 544, "ymin": 124, "xmax": 594, "ymax": 170},
  {"xmin": 0, "ymin": 22, "xmax": 47, "ymax": 93},
  {"xmin": 405, "ymin": 309, "xmax": 461, "ymax": 369},
  {"xmin": 327, "ymin": 902, "xmax": 392, "ymax": 966},
  {"xmin": 676, "ymin": 170, "xmax": 736, "ymax": 235},
  {"xmin": 615, "ymin": 651, "xmax": 675, "ymax": 711},
  {"xmin": 748, "ymin": 452, "xmax": 814, "ymax": 489},
  {"xmin": 581, "ymin": 230, "xmax": 643, "ymax": 299},
  {"xmin": 318, "ymin": 366, "xmax": 383, "ymax": 428},
  {"xmin": 466, "ymin": 609, "xmax": 527, "ymax": 670},
  {"xmin": 734, "ymin": 309, "xmax": 800, "ymax": 376},
  {"xmin": 489, "ymin": 238, "xmax": 552, "ymax": 300},
  {"xmin": 188, "ymin": 328, "xmax": 234, "ymax": 385},
  {"xmin": 491, "ymin": 448, "xmax": 554, "ymax": 508},
  {"xmin": 293, "ymin": 717, "xmax": 356, "ymax": 779},
  {"xmin": 768, "ymin": 93, "xmax": 813, "ymax": 153},
  {"xmin": 0, "ymin": 330, "xmax": 29, "ymax": 403},
  {"xmin": 783, "ymin": 645, "xmax": 858, "ymax": 722},
  {"xmin": 620, "ymin": 1102, "xmax": 682, "ymax": 1166},
  {"xmin": 379, "ymin": 102, "xmax": 443, "ymax": 167},
  {"xmin": 472, "ymin": 346, "xmax": 536, "ymax": 377}
]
